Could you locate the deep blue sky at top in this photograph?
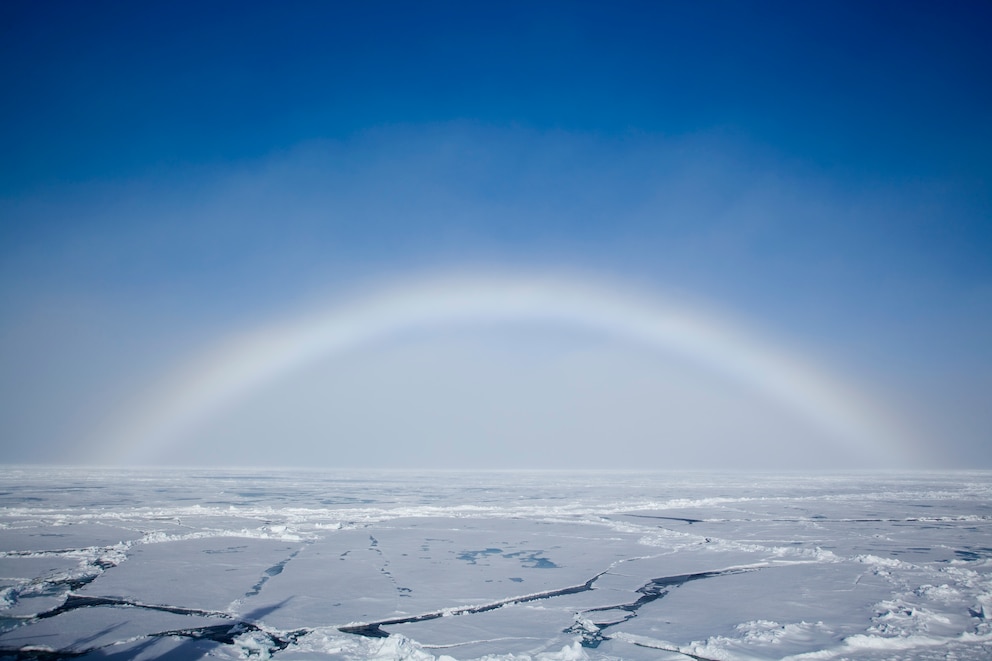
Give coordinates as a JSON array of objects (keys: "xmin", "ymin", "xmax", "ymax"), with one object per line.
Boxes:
[{"xmin": 2, "ymin": 0, "xmax": 989, "ymax": 191}]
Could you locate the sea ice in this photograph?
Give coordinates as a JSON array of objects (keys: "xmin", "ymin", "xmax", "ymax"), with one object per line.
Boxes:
[{"xmin": 1, "ymin": 468, "xmax": 990, "ymax": 660}]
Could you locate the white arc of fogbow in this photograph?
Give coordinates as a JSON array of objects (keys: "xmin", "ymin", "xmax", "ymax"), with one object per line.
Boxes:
[{"xmin": 101, "ymin": 273, "xmax": 915, "ymax": 465}]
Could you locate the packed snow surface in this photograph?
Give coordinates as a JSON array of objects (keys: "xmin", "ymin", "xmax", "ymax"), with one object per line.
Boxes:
[{"xmin": 1, "ymin": 468, "xmax": 990, "ymax": 660}]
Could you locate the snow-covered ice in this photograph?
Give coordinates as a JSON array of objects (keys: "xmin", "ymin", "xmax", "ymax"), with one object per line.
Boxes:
[{"xmin": 1, "ymin": 468, "xmax": 990, "ymax": 660}]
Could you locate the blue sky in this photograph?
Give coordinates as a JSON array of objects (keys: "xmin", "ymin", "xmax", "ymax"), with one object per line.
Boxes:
[{"xmin": 1, "ymin": 1, "xmax": 990, "ymax": 467}]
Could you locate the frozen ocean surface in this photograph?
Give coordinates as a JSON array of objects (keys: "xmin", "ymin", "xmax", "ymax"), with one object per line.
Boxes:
[{"xmin": 1, "ymin": 468, "xmax": 991, "ymax": 660}]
